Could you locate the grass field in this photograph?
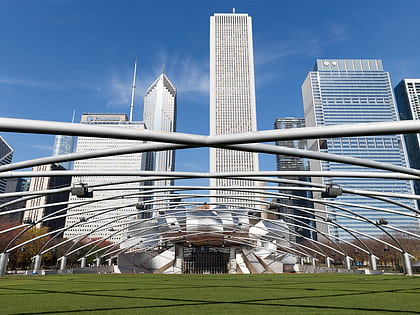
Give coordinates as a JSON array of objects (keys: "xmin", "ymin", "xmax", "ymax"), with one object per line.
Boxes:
[{"xmin": 0, "ymin": 273, "xmax": 419, "ymax": 314}]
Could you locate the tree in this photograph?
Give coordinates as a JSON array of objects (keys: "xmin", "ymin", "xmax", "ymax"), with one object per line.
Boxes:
[
  {"xmin": 0, "ymin": 220, "xmax": 24, "ymax": 253},
  {"xmin": 305, "ymin": 234, "xmax": 420, "ymax": 271},
  {"xmin": 7, "ymin": 226, "xmax": 52, "ymax": 270}
]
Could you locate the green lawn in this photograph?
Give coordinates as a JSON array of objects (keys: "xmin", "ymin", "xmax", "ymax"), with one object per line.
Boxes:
[{"xmin": 0, "ymin": 273, "xmax": 419, "ymax": 314}]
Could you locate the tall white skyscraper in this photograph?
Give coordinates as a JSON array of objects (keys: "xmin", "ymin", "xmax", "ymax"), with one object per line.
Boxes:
[
  {"xmin": 143, "ymin": 72, "xmax": 177, "ymax": 176},
  {"xmin": 64, "ymin": 113, "xmax": 147, "ymax": 242},
  {"xmin": 209, "ymin": 12, "xmax": 259, "ymax": 207}
]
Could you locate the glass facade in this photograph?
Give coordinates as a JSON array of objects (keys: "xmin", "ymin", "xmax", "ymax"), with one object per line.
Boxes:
[
  {"xmin": 274, "ymin": 118, "xmax": 317, "ymax": 242},
  {"xmin": 302, "ymin": 59, "xmax": 419, "ymax": 240},
  {"xmin": 0, "ymin": 137, "xmax": 13, "ymax": 194},
  {"xmin": 395, "ymin": 79, "xmax": 420, "ymax": 207},
  {"xmin": 52, "ymin": 135, "xmax": 75, "ymax": 170}
]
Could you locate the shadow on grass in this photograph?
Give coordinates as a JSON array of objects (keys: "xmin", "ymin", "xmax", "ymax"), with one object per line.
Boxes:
[{"xmin": 3, "ymin": 283, "xmax": 420, "ymax": 314}]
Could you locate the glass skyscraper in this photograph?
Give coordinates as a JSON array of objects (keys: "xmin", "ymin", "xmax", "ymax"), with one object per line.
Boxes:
[
  {"xmin": 274, "ymin": 118, "xmax": 309, "ymax": 172},
  {"xmin": 52, "ymin": 135, "xmax": 75, "ymax": 170},
  {"xmin": 0, "ymin": 137, "xmax": 13, "ymax": 194},
  {"xmin": 209, "ymin": 12, "xmax": 259, "ymax": 208},
  {"xmin": 394, "ymin": 79, "xmax": 420, "ymax": 205},
  {"xmin": 274, "ymin": 118, "xmax": 316, "ymax": 241},
  {"xmin": 302, "ymin": 59, "xmax": 419, "ymax": 239}
]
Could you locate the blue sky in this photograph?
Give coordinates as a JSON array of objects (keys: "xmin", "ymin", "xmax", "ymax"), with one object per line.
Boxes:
[{"xmin": 1, "ymin": 0, "xmax": 420, "ymax": 173}]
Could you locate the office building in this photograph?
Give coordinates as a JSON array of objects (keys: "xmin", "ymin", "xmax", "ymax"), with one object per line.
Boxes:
[
  {"xmin": 302, "ymin": 59, "xmax": 419, "ymax": 239},
  {"xmin": 143, "ymin": 72, "xmax": 176, "ymax": 190},
  {"xmin": 4, "ymin": 178, "xmax": 27, "ymax": 195},
  {"xmin": 0, "ymin": 137, "xmax": 15, "ymax": 223},
  {"xmin": 142, "ymin": 72, "xmax": 177, "ymax": 215},
  {"xmin": 52, "ymin": 135, "xmax": 75, "ymax": 170},
  {"xmin": 274, "ymin": 118, "xmax": 308, "ymax": 171},
  {"xmin": 143, "ymin": 72, "xmax": 176, "ymax": 169},
  {"xmin": 0, "ymin": 178, "xmax": 28, "ymax": 224},
  {"xmin": 394, "ymin": 79, "xmax": 420, "ymax": 205},
  {"xmin": 63, "ymin": 113, "xmax": 147, "ymax": 242},
  {"xmin": 23, "ymin": 164, "xmax": 71, "ymax": 231},
  {"xmin": 0, "ymin": 137, "xmax": 13, "ymax": 194},
  {"xmin": 209, "ymin": 12, "xmax": 259, "ymax": 208},
  {"xmin": 274, "ymin": 118, "xmax": 316, "ymax": 241}
]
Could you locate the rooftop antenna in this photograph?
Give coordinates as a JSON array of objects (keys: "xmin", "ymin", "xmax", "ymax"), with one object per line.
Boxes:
[
  {"xmin": 162, "ymin": 64, "xmax": 165, "ymax": 74},
  {"xmin": 233, "ymin": 8, "xmax": 236, "ymax": 14},
  {"xmin": 129, "ymin": 59, "xmax": 137, "ymax": 122},
  {"xmin": 71, "ymin": 109, "xmax": 76, "ymax": 123}
]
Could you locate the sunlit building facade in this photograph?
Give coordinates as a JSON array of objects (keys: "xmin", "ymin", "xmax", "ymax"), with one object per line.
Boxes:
[
  {"xmin": 302, "ymin": 59, "xmax": 419, "ymax": 239},
  {"xmin": 64, "ymin": 113, "xmax": 147, "ymax": 242},
  {"xmin": 143, "ymin": 73, "xmax": 177, "ymax": 212},
  {"xmin": 209, "ymin": 12, "xmax": 259, "ymax": 208},
  {"xmin": 23, "ymin": 164, "xmax": 71, "ymax": 231},
  {"xmin": 143, "ymin": 72, "xmax": 176, "ymax": 171}
]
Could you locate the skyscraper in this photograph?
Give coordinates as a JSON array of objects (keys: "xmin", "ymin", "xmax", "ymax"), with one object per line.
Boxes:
[
  {"xmin": 0, "ymin": 137, "xmax": 13, "ymax": 194},
  {"xmin": 0, "ymin": 178, "xmax": 27, "ymax": 224},
  {"xmin": 64, "ymin": 113, "xmax": 147, "ymax": 242},
  {"xmin": 394, "ymin": 79, "xmax": 420, "ymax": 204},
  {"xmin": 302, "ymin": 59, "xmax": 419, "ymax": 239},
  {"xmin": 209, "ymin": 12, "xmax": 259, "ymax": 208},
  {"xmin": 143, "ymin": 72, "xmax": 177, "ymax": 179},
  {"xmin": 52, "ymin": 135, "xmax": 75, "ymax": 170},
  {"xmin": 142, "ymin": 72, "xmax": 177, "ymax": 215},
  {"xmin": 274, "ymin": 118, "xmax": 316, "ymax": 241},
  {"xmin": 274, "ymin": 118, "xmax": 308, "ymax": 172},
  {"xmin": 23, "ymin": 164, "xmax": 71, "ymax": 231}
]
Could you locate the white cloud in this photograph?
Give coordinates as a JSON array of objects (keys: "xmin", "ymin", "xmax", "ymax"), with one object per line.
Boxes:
[
  {"xmin": 256, "ymin": 23, "xmax": 350, "ymax": 66},
  {"xmin": 103, "ymin": 72, "xmax": 132, "ymax": 108},
  {"xmin": 255, "ymin": 46, "xmax": 304, "ymax": 66},
  {"xmin": 176, "ymin": 57, "xmax": 209, "ymax": 94},
  {"xmin": 150, "ymin": 50, "xmax": 209, "ymax": 95},
  {"xmin": 327, "ymin": 23, "xmax": 351, "ymax": 42},
  {"xmin": 97, "ymin": 52, "xmax": 209, "ymax": 110},
  {"xmin": 254, "ymin": 23, "xmax": 350, "ymax": 88},
  {"xmin": 255, "ymin": 37, "xmax": 321, "ymax": 67},
  {"xmin": 0, "ymin": 78, "xmax": 49, "ymax": 88},
  {"xmin": 25, "ymin": 144, "xmax": 54, "ymax": 152}
]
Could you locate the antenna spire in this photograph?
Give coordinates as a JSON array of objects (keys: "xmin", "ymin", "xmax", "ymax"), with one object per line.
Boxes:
[
  {"xmin": 129, "ymin": 59, "xmax": 137, "ymax": 122},
  {"xmin": 71, "ymin": 109, "xmax": 76, "ymax": 123},
  {"xmin": 233, "ymin": 8, "xmax": 236, "ymax": 14},
  {"xmin": 162, "ymin": 64, "xmax": 165, "ymax": 74}
]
